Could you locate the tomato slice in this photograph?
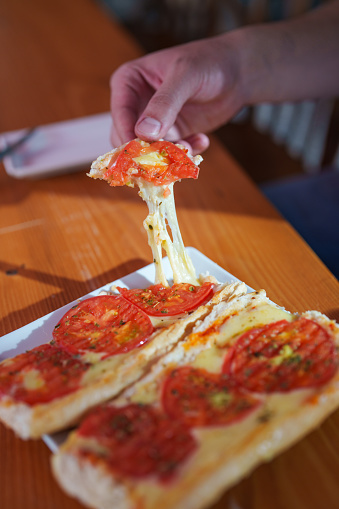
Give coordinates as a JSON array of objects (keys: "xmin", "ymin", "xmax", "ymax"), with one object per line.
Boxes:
[
  {"xmin": 162, "ymin": 366, "xmax": 261, "ymax": 428},
  {"xmin": 0, "ymin": 344, "xmax": 89, "ymax": 405},
  {"xmin": 118, "ymin": 282, "xmax": 214, "ymax": 317},
  {"xmin": 53, "ymin": 295, "xmax": 154, "ymax": 358},
  {"xmin": 222, "ymin": 318, "xmax": 338, "ymax": 393},
  {"xmin": 77, "ymin": 403, "xmax": 197, "ymax": 482},
  {"xmin": 104, "ymin": 139, "xmax": 199, "ymax": 186}
]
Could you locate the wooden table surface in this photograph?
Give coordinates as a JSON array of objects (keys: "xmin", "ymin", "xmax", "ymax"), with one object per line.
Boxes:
[{"xmin": 1, "ymin": 1, "xmax": 339, "ymax": 509}]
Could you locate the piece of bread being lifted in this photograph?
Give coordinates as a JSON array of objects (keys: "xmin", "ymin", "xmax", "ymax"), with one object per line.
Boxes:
[{"xmin": 88, "ymin": 139, "xmax": 202, "ymax": 286}]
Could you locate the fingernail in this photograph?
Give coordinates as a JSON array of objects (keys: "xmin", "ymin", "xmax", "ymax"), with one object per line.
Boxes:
[{"xmin": 137, "ymin": 117, "xmax": 161, "ymax": 137}]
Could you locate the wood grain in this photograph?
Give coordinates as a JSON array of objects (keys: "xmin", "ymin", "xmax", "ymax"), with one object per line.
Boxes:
[{"xmin": 0, "ymin": 0, "xmax": 338, "ymax": 508}]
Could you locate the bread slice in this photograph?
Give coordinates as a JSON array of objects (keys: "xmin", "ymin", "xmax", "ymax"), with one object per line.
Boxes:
[
  {"xmin": 52, "ymin": 291, "xmax": 339, "ymax": 509},
  {"xmin": 0, "ymin": 282, "xmax": 245, "ymax": 439},
  {"xmin": 87, "ymin": 139, "xmax": 202, "ymax": 182}
]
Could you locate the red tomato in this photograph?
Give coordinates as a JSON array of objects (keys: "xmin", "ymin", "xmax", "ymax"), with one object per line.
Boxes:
[
  {"xmin": 222, "ymin": 318, "xmax": 338, "ymax": 393},
  {"xmin": 78, "ymin": 403, "xmax": 197, "ymax": 482},
  {"xmin": 162, "ymin": 366, "xmax": 261, "ymax": 428},
  {"xmin": 53, "ymin": 295, "xmax": 154, "ymax": 358},
  {"xmin": 104, "ymin": 140, "xmax": 199, "ymax": 186},
  {"xmin": 0, "ymin": 344, "xmax": 89, "ymax": 405},
  {"xmin": 118, "ymin": 282, "xmax": 214, "ymax": 317}
]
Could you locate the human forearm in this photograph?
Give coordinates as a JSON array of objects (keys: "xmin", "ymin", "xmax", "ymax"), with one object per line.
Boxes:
[{"xmin": 235, "ymin": 1, "xmax": 339, "ymax": 106}]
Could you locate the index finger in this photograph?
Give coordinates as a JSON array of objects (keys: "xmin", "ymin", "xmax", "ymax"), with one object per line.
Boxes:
[{"xmin": 110, "ymin": 63, "xmax": 154, "ymax": 147}]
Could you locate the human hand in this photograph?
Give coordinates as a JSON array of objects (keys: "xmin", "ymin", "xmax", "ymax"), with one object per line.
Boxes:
[
  {"xmin": 110, "ymin": 0, "xmax": 339, "ymax": 155},
  {"xmin": 110, "ymin": 34, "xmax": 244, "ymax": 154}
]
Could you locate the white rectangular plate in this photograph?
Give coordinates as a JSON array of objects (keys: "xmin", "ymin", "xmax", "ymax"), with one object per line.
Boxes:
[{"xmin": 0, "ymin": 248, "xmax": 250, "ymax": 451}]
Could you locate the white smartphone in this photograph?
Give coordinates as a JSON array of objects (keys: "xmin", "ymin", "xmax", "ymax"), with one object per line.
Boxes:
[{"xmin": 0, "ymin": 112, "xmax": 113, "ymax": 179}]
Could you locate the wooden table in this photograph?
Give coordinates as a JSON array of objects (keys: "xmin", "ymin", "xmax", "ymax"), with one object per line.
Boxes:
[{"xmin": 1, "ymin": 1, "xmax": 338, "ymax": 509}]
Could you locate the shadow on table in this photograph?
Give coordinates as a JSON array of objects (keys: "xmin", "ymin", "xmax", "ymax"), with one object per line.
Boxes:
[{"xmin": 0, "ymin": 257, "xmax": 148, "ymax": 336}]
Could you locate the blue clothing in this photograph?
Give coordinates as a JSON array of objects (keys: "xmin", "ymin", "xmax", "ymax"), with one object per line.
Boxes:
[{"xmin": 261, "ymin": 169, "xmax": 339, "ymax": 279}]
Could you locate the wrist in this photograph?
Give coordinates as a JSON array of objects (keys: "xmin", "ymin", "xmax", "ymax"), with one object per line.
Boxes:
[
  {"xmin": 213, "ymin": 27, "xmax": 268, "ymax": 113},
  {"xmin": 229, "ymin": 24, "xmax": 273, "ymax": 107},
  {"xmin": 210, "ymin": 31, "xmax": 248, "ymax": 119}
]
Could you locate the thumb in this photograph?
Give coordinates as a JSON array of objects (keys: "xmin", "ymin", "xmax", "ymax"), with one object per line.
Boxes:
[{"xmin": 135, "ymin": 71, "xmax": 194, "ymax": 141}]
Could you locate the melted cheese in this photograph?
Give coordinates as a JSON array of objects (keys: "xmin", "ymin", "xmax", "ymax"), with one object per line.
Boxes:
[
  {"xmin": 190, "ymin": 303, "xmax": 292, "ymax": 373},
  {"xmin": 89, "ymin": 141, "xmax": 201, "ymax": 287},
  {"xmin": 192, "ymin": 345, "xmax": 225, "ymax": 373},
  {"xmin": 215, "ymin": 302, "xmax": 292, "ymax": 347},
  {"xmin": 133, "ymin": 151, "xmax": 169, "ymax": 167},
  {"xmin": 80, "ymin": 351, "xmax": 105, "ymax": 364},
  {"xmin": 138, "ymin": 180, "xmax": 198, "ymax": 286},
  {"xmin": 81, "ymin": 355, "xmax": 122, "ymax": 386},
  {"xmin": 22, "ymin": 369, "xmax": 45, "ymax": 390},
  {"xmin": 130, "ymin": 379, "xmax": 159, "ymax": 405}
]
